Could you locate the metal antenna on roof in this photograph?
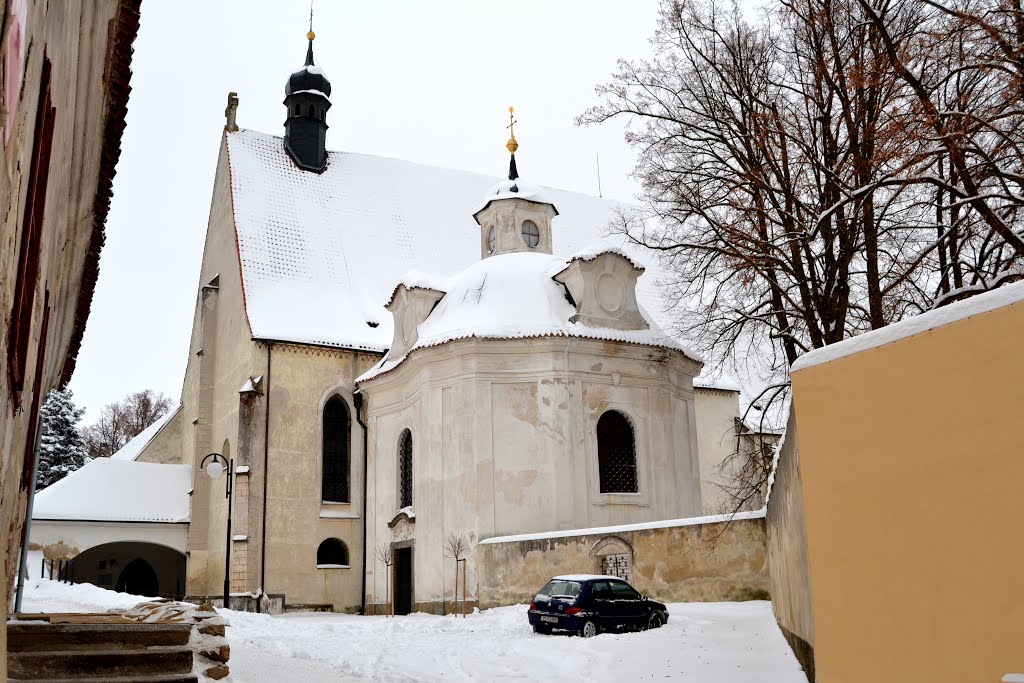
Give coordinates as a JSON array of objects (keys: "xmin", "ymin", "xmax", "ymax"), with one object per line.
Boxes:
[{"xmin": 596, "ymin": 152, "xmax": 603, "ymax": 198}]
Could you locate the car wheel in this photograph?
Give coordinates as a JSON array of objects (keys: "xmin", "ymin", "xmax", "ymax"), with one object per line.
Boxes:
[
  {"xmin": 532, "ymin": 624, "xmax": 551, "ymax": 635},
  {"xmin": 647, "ymin": 612, "xmax": 665, "ymax": 630},
  {"xmin": 579, "ymin": 620, "xmax": 598, "ymax": 638}
]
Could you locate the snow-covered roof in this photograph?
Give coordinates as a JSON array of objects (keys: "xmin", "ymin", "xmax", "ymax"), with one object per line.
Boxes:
[
  {"xmin": 552, "ymin": 575, "xmax": 620, "ymax": 582},
  {"xmin": 473, "ymin": 178, "xmax": 557, "ymax": 217},
  {"xmin": 566, "ymin": 243, "xmax": 645, "ymax": 271},
  {"xmin": 358, "ymin": 252, "xmax": 700, "ymax": 382},
  {"xmin": 33, "ymin": 459, "xmax": 191, "ymax": 523},
  {"xmin": 792, "ymin": 279, "xmax": 1024, "ymax": 372},
  {"xmin": 108, "ymin": 406, "xmax": 180, "ymax": 462},
  {"xmin": 224, "ymin": 129, "xmax": 678, "ymax": 353},
  {"xmin": 693, "ymin": 376, "xmax": 742, "ymax": 392}
]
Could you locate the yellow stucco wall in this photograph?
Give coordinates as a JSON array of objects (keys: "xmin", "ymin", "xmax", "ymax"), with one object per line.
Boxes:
[{"xmin": 791, "ymin": 293, "xmax": 1024, "ymax": 683}]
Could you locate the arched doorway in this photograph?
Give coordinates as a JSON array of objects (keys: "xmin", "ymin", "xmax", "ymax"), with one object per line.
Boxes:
[
  {"xmin": 115, "ymin": 558, "xmax": 158, "ymax": 596},
  {"xmin": 70, "ymin": 541, "xmax": 186, "ymax": 599}
]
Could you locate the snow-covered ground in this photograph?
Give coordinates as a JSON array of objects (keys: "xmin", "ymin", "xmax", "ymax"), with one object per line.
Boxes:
[{"xmin": 18, "ymin": 579, "xmax": 807, "ymax": 682}]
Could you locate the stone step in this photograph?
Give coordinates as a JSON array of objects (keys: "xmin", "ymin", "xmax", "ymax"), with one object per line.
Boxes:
[
  {"xmin": 7, "ymin": 648, "xmax": 193, "ymax": 680},
  {"xmin": 8, "ymin": 675, "xmax": 198, "ymax": 683},
  {"xmin": 8, "ymin": 622, "xmax": 193, "ymax": 652}
]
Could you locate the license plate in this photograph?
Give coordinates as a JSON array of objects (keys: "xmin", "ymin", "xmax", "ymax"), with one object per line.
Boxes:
[{"xmin": 540, "ymin": 616, "xmax": 559, "ymax": 623}]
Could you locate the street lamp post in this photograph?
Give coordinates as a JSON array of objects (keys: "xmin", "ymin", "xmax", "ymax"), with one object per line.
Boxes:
[{"xmin": 201, "ymin": 452, "xmax": 233, "ymax": 608}]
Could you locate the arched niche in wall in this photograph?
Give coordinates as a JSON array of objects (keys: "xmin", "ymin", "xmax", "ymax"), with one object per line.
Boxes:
[{"xmin": 589, "ymin": 535, "xmax": 634, "ymax": 583}]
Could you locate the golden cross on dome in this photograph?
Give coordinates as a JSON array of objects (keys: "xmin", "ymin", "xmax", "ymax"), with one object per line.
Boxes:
[
  {"xmin": 506, "ymin": 106, "xmax": 519, "ymax": 154},
  {"xmin": 307, "ymin": 3, "xmax": 315, "ymax": 41}
]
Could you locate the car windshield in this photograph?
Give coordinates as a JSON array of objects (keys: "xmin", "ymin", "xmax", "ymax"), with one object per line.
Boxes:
[{"xmin": 537, "ymin": 580, "xmax": 583, "ymax": 599}]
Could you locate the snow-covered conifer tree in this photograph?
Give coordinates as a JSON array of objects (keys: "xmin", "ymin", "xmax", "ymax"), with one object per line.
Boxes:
[{"xmin": 36, "ymin": 387, "xmax": 89, "ymax": 489}]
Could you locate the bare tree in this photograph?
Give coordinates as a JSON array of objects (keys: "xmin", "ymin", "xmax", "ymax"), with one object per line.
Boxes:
[
  {"xmin": 375, "ymin": 544, "xmax": 394, "ymax": 617},
  {"xmin": 80, "ymin": 389, "xmax": 173, "ymax": 459},
  {"xmin": 579, "ymin": 0, "xmax": 1024, "ymax": 513},
  {"xmin": 444, "ymin": 532, "xmax": 469, "ymax": 617}
]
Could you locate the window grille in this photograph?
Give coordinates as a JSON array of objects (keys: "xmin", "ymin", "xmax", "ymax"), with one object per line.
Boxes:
[
  {"xmin": 322, "ymin": 396, "xmax": 350, "ymax": 502},
  {"xmin": 602, "ymin": 554, "xmax": 631, "ymax": 582},
  {"xmin": 399, "ymin": 429, "xmax": 413, "ymax": 508},
  {"xmin": 597, "ymin": 410, "xmax": 638, "ymax": 493}
]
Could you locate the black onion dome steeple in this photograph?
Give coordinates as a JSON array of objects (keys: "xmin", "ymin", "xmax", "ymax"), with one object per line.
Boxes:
[{"xmin": 283, "ymin": 30, "xmax": 332, "ymax": 173}]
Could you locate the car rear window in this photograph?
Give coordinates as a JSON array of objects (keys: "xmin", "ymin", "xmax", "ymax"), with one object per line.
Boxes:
[{"xmin": 537, "ymin": 580, "xmax": 583, "ymax": 599}]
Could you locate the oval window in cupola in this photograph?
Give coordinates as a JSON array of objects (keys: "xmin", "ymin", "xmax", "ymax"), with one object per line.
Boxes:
[{"xmin": 521, "ymin": 220, "xmax": 540, "ymax": 248}]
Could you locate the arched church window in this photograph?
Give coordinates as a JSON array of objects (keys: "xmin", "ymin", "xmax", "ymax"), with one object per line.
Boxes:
[
  {"xmin": 308, "ymin": 104, "xmax": 316, "ymax": 117},
  {"xmin": 316, "ymin": 538, "xmax": 349, "ymax": 566},
  {"xmin": 521, "ymin": 220, "xmax": 540, "ymax": 248},
  {"xmin": 322, "ymin": 396, "xmax": 351, "ymax": 503},
  {"xmin": 398, "ymin": 429, "xmax": 413, "ymax": 509},
  {"xmin": 486, "ymin": 226, "xmax": 495, "ymax": 254},
  {"xmin": 597, "ymin": 410, "xmax": 638, "ymax": 493}
]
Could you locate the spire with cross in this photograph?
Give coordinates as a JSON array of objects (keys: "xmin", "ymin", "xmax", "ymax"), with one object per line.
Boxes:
[{"xmin": 506, "ymin": 106, "xmax": 519, "ymax": 181}]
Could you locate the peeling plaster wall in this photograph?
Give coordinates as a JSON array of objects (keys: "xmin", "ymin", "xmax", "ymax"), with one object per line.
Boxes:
[
  {"xmin": 477, "ymin": 517, "xmax": 769, "ymax": 608},
  {"xmin": 360, "ymin": 336, "xmax": 704, "ymax": 613},
  {"xmin": 0, "ymin": 2, "xmax": 138, "ymax": 677}
]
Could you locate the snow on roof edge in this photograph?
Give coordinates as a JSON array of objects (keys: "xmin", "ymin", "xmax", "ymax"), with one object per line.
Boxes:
[
  {"xmin": 479, "ymin": 509, "xmax": 766, "ymax": 544},
  {"xmin": 792, "ymin": 280, "xmax": 1024, "ymax": 372},
  {"xmin": 356, "ymin": 328, "xmax": 701, "ymax": 385}
]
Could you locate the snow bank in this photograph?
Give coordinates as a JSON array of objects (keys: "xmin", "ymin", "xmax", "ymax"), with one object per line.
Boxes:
[
  {"xmin": 225, "ymin": 601, "xmax": 805, "ymax": 682},
  {"xmin": 792, "ymin": 279, "xmax": 1024, "ymax": 371},
  {"xmin": 110, "ymin": 406, "xmax": 180, "ymax": 461},
  {"xmin": 480, "ymin": 509, "xmax": 766, "ymax": 545},
  {"xmin": 33, "ymin": 459, "xmax": 191, "ymax": 523},
  {"xmin": 17, "ymin": 578, "xmax": 152, "ymax": 614}
]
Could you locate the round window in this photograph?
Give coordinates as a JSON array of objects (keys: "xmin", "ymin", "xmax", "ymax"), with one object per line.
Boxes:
[
  {"xmin": 521, "ymin": 220, "xmax": 540, "ymax": 248},
  {"xmin": 487, "ymin": 226, "xmax": 495, "ymax": 253}
]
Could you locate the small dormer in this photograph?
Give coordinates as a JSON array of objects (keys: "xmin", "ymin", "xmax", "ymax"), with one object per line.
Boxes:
[
  {"xmin": 553, "ymin": 248, "xmax": 649, "ymax": 331},
  {"xmin": 385, "ymin": 280, "xmax": 446, "ymax": 359},
  {"xmin": 473, "ymin": 107, "xmax": 558, "ymax": 259}
]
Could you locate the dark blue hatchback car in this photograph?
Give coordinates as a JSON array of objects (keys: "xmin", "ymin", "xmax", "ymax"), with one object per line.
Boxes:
[{"xmin": 527, "ymin": 575, "xmax": 669, "ymax": 637}]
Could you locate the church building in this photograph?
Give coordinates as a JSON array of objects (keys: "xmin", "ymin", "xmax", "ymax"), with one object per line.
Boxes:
[{"xmin": 30, "ymin": 33, "xmax": 753, "ymax": 613}]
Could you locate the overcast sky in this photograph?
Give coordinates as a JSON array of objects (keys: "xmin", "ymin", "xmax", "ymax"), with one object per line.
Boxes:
[{"xmin": 69, "ymin": 1, "xmax": 670, "ymax": 422}]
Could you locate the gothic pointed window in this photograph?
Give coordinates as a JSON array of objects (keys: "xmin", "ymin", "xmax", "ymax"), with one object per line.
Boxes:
[
  {"xmin": 398, "ymin": 429, "xmax": 413, "ymax": 509},
  {"xmin": 322, "ymin": 396, "xmax": 351, "ymax": 503},
  {"xmin": 597, "ymin": 410, "xmax": 638, "ymax": 493}
]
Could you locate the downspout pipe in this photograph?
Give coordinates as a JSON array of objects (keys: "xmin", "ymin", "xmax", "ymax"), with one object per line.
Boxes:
[
  {"xmin": 353, "ymin": 388, "xmax": 369, "ymax": 614},
  {"xmin": 259, "ymin": 343, "xmax": 272, "ymax": 605}
]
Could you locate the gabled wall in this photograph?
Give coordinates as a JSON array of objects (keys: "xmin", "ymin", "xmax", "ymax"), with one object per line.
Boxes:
[{"xmin": 179, "ymin": 134, "xmax": 262, "ymax": 599}]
